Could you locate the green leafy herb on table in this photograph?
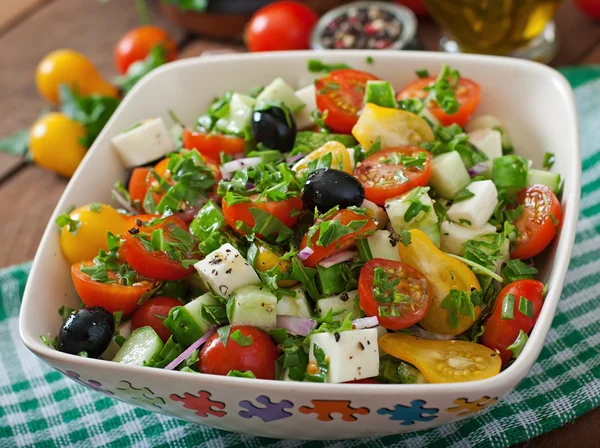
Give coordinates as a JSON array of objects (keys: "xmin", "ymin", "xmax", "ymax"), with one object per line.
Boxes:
[{"xmin": 0, "ymin": 129, "xmax": 29, "ymax": 157}]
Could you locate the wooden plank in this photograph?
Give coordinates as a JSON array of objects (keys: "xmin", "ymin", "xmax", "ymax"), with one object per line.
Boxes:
[
  {"xmin": 0, "ymin": 0, "xmax": 49, "ymax": 33},
  {"xmin": 178, "ymin": 38, "xmax": 245, "ymax": 59},
  {"xmin": 0, "ymin": 154, "xmax": 25, "ymax": 182},
  {"xmin": 0, "ymin": 164, "xmax": 66, "ymax": 267},
  {"xmin": 582, "ymin": 41, "xmax": 600, "ymax": 64}
]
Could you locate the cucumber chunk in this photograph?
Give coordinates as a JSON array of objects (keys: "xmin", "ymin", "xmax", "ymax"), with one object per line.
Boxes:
[
  {"xmin": 429, "ymin": 151, "xmax": 471, "ymax": 199},
  {"xmin": 365, "ymin": 80, "xmax": 396, "ymax": 108},
  {"xmin": 316, "ymin": 291, "xmax": 362, "ymax": 322},
  {"xmin": 527, "ymin": 169, "xmax": 561, "ymax": 193},
  {"xmin": 366, "ymin": 230, "xmax": 401, "ymax": 261},
  {"xmin": 163, "ymin": 294, "xmax": 219, "ymax": 347},
  {"xmin": 228, "ymin": 285, "xmax": 277, "ymax": 328},
  {"xmin": 277, "ymin": 286, "xmax": 312, "ymax": 318},
  {"xmin": 215, "ymin": 93, "xmax": 255, "ymax": 136},
  {"xmin": 385, "ymin": 187, "xmax": 440, "ymax": 247},
  {"xmin": 113, "ymin": 326, "xmax": 164, "ymax": 366},
  {"xmin": 256, "ymin": 78, "xmax": 305, "ymax": 112}
]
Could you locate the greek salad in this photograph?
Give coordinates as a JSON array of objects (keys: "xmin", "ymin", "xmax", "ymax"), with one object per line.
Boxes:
[{"xmin": 47, "ymin": 60, "xmax": 562, "ymax": 384}]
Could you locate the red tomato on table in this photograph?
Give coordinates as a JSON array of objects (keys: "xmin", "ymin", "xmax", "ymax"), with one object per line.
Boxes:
[
  {"xmin": 316, "ymin": 69, "xmax": 379, "ymax": 134},
  {"xmin": 299, "ymin": 209, "xmax": 377, "ymax": 268},
  {"xmin": 114, "ymin": 26, "xmax": 177, "ymax": 74},
  {"xmin": 245, "ymin": 1, "xmax": 318, "ymax": 52},
  {"xmin": 358, "ymin": 258, "xmax": 432, "ymax": 330},
  {"xmin": 199, "ymin": 325, "xmax": 279, "ymax": 379},
  {"xmin": 131, "ymin": 296, "xmax": 182, "ymax": 342},
  {"xmin": 397, "ymin": 76, "xmax": 481, "ymax": 127},
  {"xmin": 121, "ymin": 214, "xmax": 197, "ymax": 281},
  {"xmin": 481, "ymin": 280, "xmax": 545, "ymax": 364},
  {"xmin": 354, "ymin": 147, "xmax": 433, "ymax": 205},
  {"xmin": 510, "ymin": 185, "xmax": 561, "ymax": 260}
]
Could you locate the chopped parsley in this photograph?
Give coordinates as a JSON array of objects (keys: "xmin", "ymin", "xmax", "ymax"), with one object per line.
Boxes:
[
  {"xmin": 217, "ymin": 325, "xmax": 231, "ymax": 347},
  {"xmin": 55, "ymin": 205, "xmax": 80, "ymax": 234},
  {"xmin": 507, "ymin": 329, "xmax": 528, "ymax": 359},
  {"xmin": 402, "ymin": 187, "xmax": 432, "ymax": 222},
  {"xmin": 400, "ymin": 230, "xmax": 412, "ymax": 247},
  {"xmin": 423, "ymin": 64, "xmax": 460, "ymax": 115},
  {"xmin": 501, "ymin": 293, "xmax": 516, "ymax": 320},
  {"xmin": 275, "ymin": 335, "xmax": 309, "ymax": 381},
  {"xmin": 307, "ymin": 59, "xmax": 351, "ymax": 73},
  {"xmin": 380, "ymin": 151, "xmax": 428, "ymax": 171},
  {"xmin": 502, "ymin": 260, "xmax": 538, "ymax": 282},
  {"xmin": 518, "ymin": 296, "xmax": 534, "ymax": 318},
  {"xmin": 415, "ymin": 68, "xmax": 430, "ymax": 79},
  {"xmin": 318, "ymin": 81, "xmax": 341, "ymax": 95},
  {"xmin": 227, "ymin": 370, "xmax": 256, "ymax": 378},
  {"xmin": 543, "ymin": 152, "xmax": 555, "ymax": 170},
  {"xmin": 440, "ymin": 289, "xmax": 482, "ymax": 328},
  {"xmin": 420, "ymin": 124, "xmax": 488, "ymax": 169},
  {"xmin": 230, "ymin": 330, "xmax": 253, "ymax": 347},
  {"xmin": 88, "ymin": 203, "xmax": 103, "ymax": 213},
  {"xmin": 365, "ymin": 56, "xmax": 374, "ymax": 64},
  {"xmin": 453, "ymin": 187, "xmax": 475, "ymax": 203},
  {"xmin": 306, "ymin": 218, "xmax": 369, "ymax": 249},
  {"xmin": 79, "ymin": 232, "xmax": 138, "ymax": 286},
  {"xmin": 305, "ymin": 343, "xmax": 329, "ymax": 383}
]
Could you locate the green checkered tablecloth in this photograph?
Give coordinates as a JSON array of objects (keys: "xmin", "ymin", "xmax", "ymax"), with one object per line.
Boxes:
[{"xmin": 1, "ymin": 67, "xmax": 600, "ymax": 448}]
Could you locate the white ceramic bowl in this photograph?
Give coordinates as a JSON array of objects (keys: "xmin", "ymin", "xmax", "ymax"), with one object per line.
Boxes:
[{"xmin": 19, "ymin": 51, "xmax": 581, "ymax": 439}]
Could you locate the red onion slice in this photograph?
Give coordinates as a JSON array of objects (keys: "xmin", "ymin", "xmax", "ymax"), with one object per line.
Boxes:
[
  {"xmin": 467, "ymin": 162, "xmax": 489, "ymax": 177},
  {"xmin": 318, "ymin": 250, "xmax": 358, "ymax": 268},
  {"xmin": 286, "ymin": 154, "xmax": 304, "ymax": 164},
  {"xmin": 298, "ymin": 246, "xmax": 314, "ymax": 261},
  {"xmin": 276, "ymin": 316, "xmax": 317, "ymax": 336},
  {"xmin": 220, "ymin": 157, "xmax": 262, "ymax": 179},
  {"xmin": 164, "ymin": 325, "xmax": 217, "ymax": 370},
  {"xmin": 352, "ymin": 316, "xmax": 379, "ymax": 330}
]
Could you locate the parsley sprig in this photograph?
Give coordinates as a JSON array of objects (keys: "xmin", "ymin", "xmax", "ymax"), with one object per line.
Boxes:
[
  {"xmin": 423, "ymin": 64, "xmax": 461, "ymax": 115},
  {"xmin": 79, "ymin": 232, "xmax": 139, "ymax": 285}
]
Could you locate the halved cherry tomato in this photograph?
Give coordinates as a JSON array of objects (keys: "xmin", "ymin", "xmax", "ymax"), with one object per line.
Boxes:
[
  {"xmin": 121, "ymin": 214, "xmax": 197, "ymax": 281},
  {"xmin": 71, "ymin": 263, "xmax": 154, "ymax": 315},
  {"xmin": 397, "ymin": 76, "xmax": 481, "ymax": 127},
  {"xmin": 199, "ymin": 325, "xmax": 279, "ymax": 379},
  {"xmin": 299, "ymin": 209, "xmax": 377, "ymax": 268},
  {"xmin": 397, "ymin": 229, "xmax": 481, "ymax": 335},
  {"xmin": 481, "ymin": 280, "xmax": 544, "ymax": 364},
  {"xmin": 114, "ymin": 26, "xmax": 177, "ymax": 75},
  {"xmin": 354, "ymin": 147, "xmax": 433, "ymax": 205},
  {"xmin": 128, "ymin": 167, "xmax": 150, "ymax": 206},
  {"xmin": 182, "ymin": 129, "xmax": 245, "ymax": 160},
  {"xmin": 359, "ymin": 258, "xmax": 432, "ymax": 330},
  {"xmin": 379, "ymin": 333, "xmax": 502, "ymax": 383},
  {"xmin": 316, "ymin": 69, "xmax": 379, "ymax": 133},
  {"xmin": 346, "ymin": 378, "xmax": 380, "ymax": 384},
  {"xmin": 131, "ymin": 296, "xmax": 181, "ymax": 342},
  {"xmin": 511, "ymin": 185, "xmax": 561, "ymax": 260},
  {"xmin": 222, "ymin": 195, "xmax": 303, "ymax": 236}
]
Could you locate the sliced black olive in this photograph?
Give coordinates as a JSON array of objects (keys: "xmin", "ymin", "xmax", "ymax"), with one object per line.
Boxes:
[
  {"xmin": 303, "ymin": 168, "xmax": 365, "ymax": 213},
  {"xmin": 251, "ymin": 105, "xmax": 297, "ymax": 152},
  {"xmin": 58, "ymin": 307, "xmax": 115, "ymax": 359}
]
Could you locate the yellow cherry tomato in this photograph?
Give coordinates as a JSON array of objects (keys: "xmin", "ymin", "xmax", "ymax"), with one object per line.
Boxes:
[
  {"xmin": 397, "ymin": 229, "xmax": 480, "ymax": 335},
  {"xmin": 29, "ymin": 113, "xmax": 87, "ymax": 178},
  {"xmin": 59, "ymin": 204, "xmax": 125, "ymax": 265},
  {"xmin": 352, "ymin": 103, "xmax": 434, "ymax": 150},
  {"xmin": 293, "ymin": 141, "xmax": 353, "ymax": 175},
  {"xmin": 36, "ymin": 49, "xmax": 118, "ymax": 104},
  {"xmin": 255, "ymin": 245, "xmax": 297, "ymax": 287},
  {"xmin": 379, "ymin": 333, "xmax": 501, "ymax": 383}
]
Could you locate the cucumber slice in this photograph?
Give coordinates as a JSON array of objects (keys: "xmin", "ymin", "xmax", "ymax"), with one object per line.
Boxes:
[
  {"xmin": 277, "ymin": 287, "xmax": 312, "ymax": 318},
  {"xmin": 163, "ymin": 294, "xmax": 219, "ymax": 347},
  {"xmin": 256, "ymin": 78, "xmax": 305, "ymax": 112},
  {"xmin": 113, "ymin": 326, "xmax": 164, "ymax": 366},
  {"xmin": 365, "ymin": 80, "xmax": 396, "ymax": 108},
  {"xmin": 385, "ymin": 187, "xmax": 440, "ymax": 247},
  {"xmin": 429, "ymin": 152, "xmax": 471, "ymax": 199},
  {"xmin": 215, "ymin": 93, "xmax": 255, "ymax": 135},
  {"xmin": 228, "ymin": 285, "xmax": 277, "ymax": 328},
  {"xmin": 316, "ymin": 291, "xmax": 361, "ymax": 322},
  {"xmin": 527, "ymin": 169, "xmax": 561, "ymax": 193},
  {"xmin": 366, "ymin": 230, "xmax": 401, "ymax": 262}
]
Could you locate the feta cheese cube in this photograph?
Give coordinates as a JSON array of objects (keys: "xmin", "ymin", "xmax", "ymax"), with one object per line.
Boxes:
[
  {"xmin": 316, "ymin": 291, "xmax": 361, "ymax": 322},
  {"xmin": 361, "ymin": 199, "xmax": 388, "ymax": 229},
  {"xmin": 308, "ymin": 328, "xmax": 379, "ymax": 383},
  {"xmin": 294, "ymin": 85, "xmax": 317, "ymax": 130},
  {"xmin": 447, "ymin": 180, "xmax": 499, "ymax": 229},
  {"xmin": 193, "ymin": 243, "xmax": 260, "ymax": 298},
  {"xmin": 112, "ymin": 118, "xmax": 175, "ymax": 168},
  {"xmin": 366, "ymin": 230, "xmax": 401, "ymax": 262}
]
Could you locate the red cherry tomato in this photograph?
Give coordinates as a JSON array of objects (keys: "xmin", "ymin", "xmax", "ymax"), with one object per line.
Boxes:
[
  {"xmin": 299, "ymin": 209, "xmax": 377, "ymax": 268},
  {"xmin": 71, "ymin": 263, "xmax": 154, "ymax": 315},
  {"xmin": 354, "ymin": 147, "xmax": 433, "ymax": 205},
  {"xmin": 114, "ymin": 25, "xmax": 177, "ymax": 75},
  {"xmin": 481, "ymin": 280, "xmax": 545, "ymax": 364},
  {"xmin": 511, "ymin": 185, "xmax": 561, "ymax": 260},
  {"xmin": 574, "ymin": 0, "xmax": 600, "ymax": 21},
  {"xmin": 128, "ymin": 167, "xmax": 150, "ymax": 206},
  {"xmin": 131, "ymin": 296, "xmax": 181, "ymax": 342},
  {"xmin": 316, "ymin": 69, "xmax": 379, "ymax": 134},
  {"xmin": 346, "ymin": 378, "xmax": 380, "ymax": 384},
  {"xmin": 182, "ymin": 129, "xmax": 245, "ymax": 161},
  {"xmin": 245, "ymin": 1, "xmax": 318, "ymax": 52},
  {"xmin": 397, "ymin": 76, "xmax": 481, "ymax": 127},
  {"xmin": 358, "ymin": 258, "xmax": 432, "ymax": 330},
  {"xmin": 394, "ymin": 0, "xmax": 428, "ymax": 16},
  {"xmin": 222, "ymin": 195, "xmax": 303, "ymax": 237},
  {"xmin": 121, "ymin": 214, "xmax": 197, "ymax": 281},
  {"xmin": 199, "ymin": 325, "xmax": 279, "ymax": 379}
]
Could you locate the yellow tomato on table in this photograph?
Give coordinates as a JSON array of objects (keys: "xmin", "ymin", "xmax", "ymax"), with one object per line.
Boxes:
[
  {"xmin": 379, "ymin": 333, "xmax": 501, "ymax": 383},
  {"xmin": 59, "ymin": 204, "xmax": 125, "ymax": 264}
]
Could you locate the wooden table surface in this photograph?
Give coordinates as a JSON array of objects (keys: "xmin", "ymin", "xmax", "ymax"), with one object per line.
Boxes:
[{"xmin": 0, "ymin": 1, "xmax": 598, "ymax": 446}]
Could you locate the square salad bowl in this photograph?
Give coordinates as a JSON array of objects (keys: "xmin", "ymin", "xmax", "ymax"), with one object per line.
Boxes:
[{"xmin": 19, "ymin": 51, "xmax": 580, "ymax": 440}]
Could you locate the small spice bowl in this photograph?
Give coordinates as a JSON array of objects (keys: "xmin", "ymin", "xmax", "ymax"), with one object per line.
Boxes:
[{"xmin": 311, "ymin": 1, "xmax": 417, "ymax": 51}]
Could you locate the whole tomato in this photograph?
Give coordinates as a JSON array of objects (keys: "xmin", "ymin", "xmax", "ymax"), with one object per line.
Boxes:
[
  {"xmin": 115, "ymin": 26, "xmax": 177, "ymax": 74},
  {"xmin": 574, "ymin": 0, "xmax": 600, "ymax": 21},
  {"xmin": 245, "ymin": 1, "xmax": 318, "ymax": 52}
]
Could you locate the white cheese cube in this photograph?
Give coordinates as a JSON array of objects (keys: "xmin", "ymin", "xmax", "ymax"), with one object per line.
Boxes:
[
  {"xmin": 294, "ymin": 85, "xmax": 317, "ymax": 130},
  {"xmin": 308, "ymin": 328, "xmax": 379, "ymax": 383},
  {"xmin": 316, "ymin": 291, "xmax": 361, "ymax": 322},
  {"xmin": 465, "ymin": 114, "xmax": 502, "ymax": 133},
  {"xmin": 112, "ymin": 118, "xmax": 175, "ymax": 168},
  {"xmin": 468, "ymin": 129, "xmax": 502, "ymax": 161},
  {"xmin": 447, "ymin": 180, "xmax": 499, "ymax": 229},
  {"xmin": 440, "ymin": 221, "xmax": 497, "ymax": 256},
  {"xmin": 277, "ymin": 286, "xmax": 312, "ymax": 318},
  {"xmin": 429, "ymin": 151, "xmax": 471, "ymax": 199},
  {"xmin": 367, "ymin": 230, "xmax": 401, "ymax": 262},
  {"xmin": 361, "ymin": 199, "xmax": 388, "ymax": 229},
  {"xmin": 193, "ymin": 243, "xmax": 260, "ymax": 298}
]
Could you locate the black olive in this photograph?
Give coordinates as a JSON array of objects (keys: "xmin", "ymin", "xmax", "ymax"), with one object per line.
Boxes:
[
  {"xmin": 251, "ymin": 106, "xmax": 297, "ymax": 152},
  {"xmin": 58, "ymin": 307, "xmax": 115, "ymax": 358},
  {"xmin": 303, "ymin": 168, "xmax": 365, "ymax": 213}
]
